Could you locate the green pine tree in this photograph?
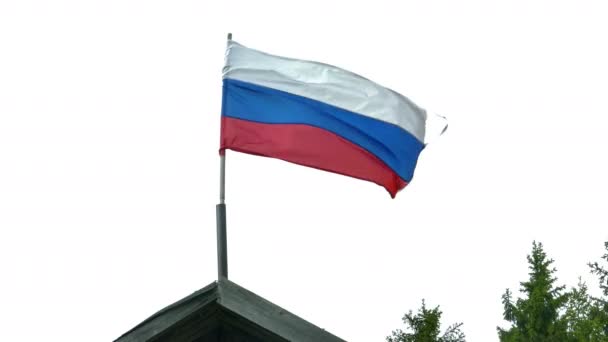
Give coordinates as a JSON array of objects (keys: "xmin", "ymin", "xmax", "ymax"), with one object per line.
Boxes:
[
  {"xmin": 589, "ymin": 241, "xmax": 608, "ymax": 299},
  {"xmin": 497, "ymin": 241, "xmax": 569, "ymax": 342},
  {"xmin": 387, "ymin": 299, "xmax": 465, "ymax": 342},
  {"xmin": 562, "ymin": 279, "xmax": 608, "ymax": 341},
  {"xmin": 588, "ymin": 241, "xmax": 608, "ymax": 338}
]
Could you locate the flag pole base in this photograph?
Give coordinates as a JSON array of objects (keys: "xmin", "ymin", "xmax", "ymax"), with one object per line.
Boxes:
[{"xmin": 216, "ymin": 203, "xmax": 228, "ymax": 280}]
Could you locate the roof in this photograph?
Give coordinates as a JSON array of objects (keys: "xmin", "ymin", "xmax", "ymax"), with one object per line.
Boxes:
[{"xmin": 115, "ymin": 279, "xmax": 346, "ymax": 342}]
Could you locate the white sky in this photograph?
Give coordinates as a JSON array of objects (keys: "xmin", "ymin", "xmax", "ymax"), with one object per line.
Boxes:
[{"xmin": 1, "ymin": 1, "xmax": 607, "ymax": 341}]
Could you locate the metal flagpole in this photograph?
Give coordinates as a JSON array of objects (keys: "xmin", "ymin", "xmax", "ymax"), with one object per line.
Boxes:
[
  {"xmin": 216, "ymin": 155, "xmax": 227, "ymax": 280},
  {"xmin": 216, "ymin": 33, "xmax": 231, "ymax": 280}
]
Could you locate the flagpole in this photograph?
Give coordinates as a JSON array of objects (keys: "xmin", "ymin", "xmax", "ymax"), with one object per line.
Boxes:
[{"xmin": 216, "ymin": 33, "xmax": 231, "ymax": 280}]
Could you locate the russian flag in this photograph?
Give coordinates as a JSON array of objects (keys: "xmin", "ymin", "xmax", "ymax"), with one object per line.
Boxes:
[{"xmin": 220, "ymin": 41, "xmax": 428, "ymax": 198}]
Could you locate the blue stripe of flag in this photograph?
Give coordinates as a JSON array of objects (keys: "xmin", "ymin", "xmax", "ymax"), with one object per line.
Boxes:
[{"xmin": 222, "ymin": 78, "xmax": 425, "ymax": 182}]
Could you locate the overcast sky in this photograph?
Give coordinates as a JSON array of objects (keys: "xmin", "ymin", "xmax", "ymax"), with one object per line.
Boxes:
[{"xmin": 1, "ymin": 1, "xmax": 607, "ymax": 341}]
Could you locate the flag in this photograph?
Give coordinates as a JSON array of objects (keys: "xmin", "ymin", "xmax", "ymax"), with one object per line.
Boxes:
[{"xmin": 220, "ymin": 40, "xmax": 430, "ymax": 198}]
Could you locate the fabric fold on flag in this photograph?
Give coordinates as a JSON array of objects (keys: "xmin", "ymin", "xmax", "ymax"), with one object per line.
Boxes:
[{"xmin": 220, "ymin": 40, "xmax": 430, "ymax": 198}]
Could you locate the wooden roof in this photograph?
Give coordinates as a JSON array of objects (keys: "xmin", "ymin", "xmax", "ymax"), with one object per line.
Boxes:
[{"xmin": 115, "ymin": 279, "xmax": 346, "ymax": 342}]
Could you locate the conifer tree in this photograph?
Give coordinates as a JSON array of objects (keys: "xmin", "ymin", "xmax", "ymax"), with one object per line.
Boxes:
[
  {"xmin": 588, "ymin": 241, "xmax": 608, "ymax": 339},
  {"xmin": 589, "ymin": 241, "xmax": 608, "ymax": 300},
  {"xmin": 387, "ymin": 299, "xmax": 465, "ymax": 342},
  {"xmin": 563, "ymin": 279, "xmax": 608, "ymax": 341},
  {"xmin": 498, "ymin": 241, "xmax": 569, "ymax": 342}
]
